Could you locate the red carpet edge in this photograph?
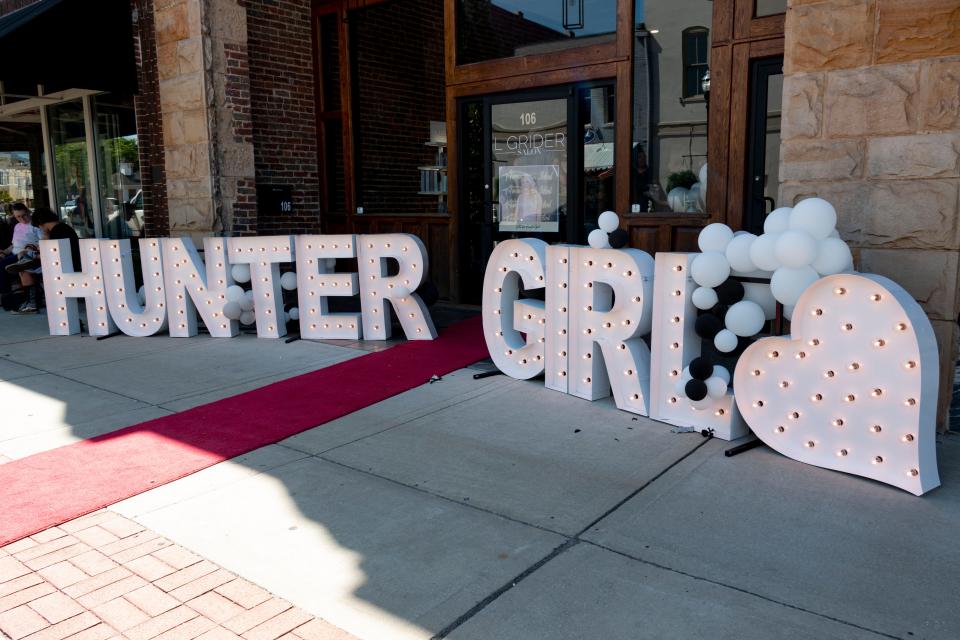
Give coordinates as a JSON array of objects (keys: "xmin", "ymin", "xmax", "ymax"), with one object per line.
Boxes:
[{"xmin": 0, "ymin": 316, "xmax": 488, "ymax": 545}]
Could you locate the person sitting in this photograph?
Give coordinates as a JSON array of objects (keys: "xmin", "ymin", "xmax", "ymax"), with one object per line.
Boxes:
[
  {"xmin": 7, "ymin": 208, "xmax": 79, "ymax": 314},
  {"xmin": 0, "ymin": 203, "xmax": 41, "ymax": 303}
]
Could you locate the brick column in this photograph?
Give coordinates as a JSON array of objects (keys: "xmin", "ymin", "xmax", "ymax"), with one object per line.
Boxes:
[
  {"xmin": 779, "ymin": 0, "xmax": 960, "ymax": 430},
  {"xmin": 153, "ymin": 0, "xmax": 256, "ymax": 239}
]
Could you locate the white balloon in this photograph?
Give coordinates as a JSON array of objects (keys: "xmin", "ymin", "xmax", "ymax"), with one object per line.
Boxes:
[
  {"xmin": 283, "ymin": 311, "xmax": 290, "ymax": 324},
  {"xmin": 231, "ymin": 264, "xmax": 251, "ymax": 284},
  {"xmin": 598, "ymin": 211, "xmax": 620, "ymax": 233},
  {"xmin": 783, "ymin": 304, "xmax": 795, "ymax": 320},
  {"xmin": 742, "ymin": 282, "xmax": 777, "ymax": 320},
  {"xmin": 289, "ymin": 306, "xmax": 299, "ymax": 321},
  {"xmin": 712, "ymin": 365, "xmax": 731, "ymax": 385},
  {"xmin": 239, "ymin": 296, "xmax": 254, "ymax": 312},
  {"xmin": 714, "ymin": 329, "xmax": 738, "ymax": 353},
  {"xmin": 829, "ymin": 229, "xmax": 840, "ymax": 238},
  {"xmin": 812, "ymin": 237, "xmax": 853, "ymax": 275},
  {"xmin": 764, "ymin": 207, "xmax": 792, "ymax": 234},
  {"xmin": 789, "ymin": 197, "xmax": 837, "ymax": 240},
  {"xmin": 280, "ymin": 271, "xmax": 298, "ymax": 291},
  {"xmin": 697, "ymin": 223, "xmax": 734, "ymax": 253},
  {"xmin": 725, "ymin": 232, "xmax": 757, "ymax": 273},
  {"xmin": 725, "ymin": 300, "xmax": 766, "ymax": 337},
  {"xmin": 667, "ymin": 187, "xmax": 689, "ymax": 212},
  {"xmin": 137, "ymin": 286, "xmax": 146, "ymax": 306},
  {"xmin": 770, "ymin": 265, "xmax": 820, "ymax": 306},
  {"xmin": 749, "ymin": 232, "xmax": 781, "ymax": 272},
  {"xmin": 588, "ymin": 228, "xmax": 610, "ymax": 249},
  {"xmin": 705, "ymin": 375, "xmax": 728, "ymax": 399},
  {"xmin": 681, "ymin": 367, "xmax": 693, "ymax": 384},
  {"xmin": 692, "ymin": 286, "xmax": 719, "ymax": 310},
  {"xmin": 226, "ymin": 285, "xmax": 246, "ymax": 303},
  {"xmin": 239, "ymin": 310, "xmax": 256, "ymax": 325},
  {"xmin": 222, "ymin": 301, "xmax": 242, "ymax": 320},
  {"xmin": 774, "ymin": 230, "xmax": 818, "ymax": 268},
  {"xmin": 690, "ymin": 251, "xmax": 730, "ymax": 288}
]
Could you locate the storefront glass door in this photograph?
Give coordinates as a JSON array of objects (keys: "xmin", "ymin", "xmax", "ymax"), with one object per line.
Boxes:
[
  {"xmin": 47, "ymin": 99, "xmax": 96, "ymax": 238},
  {"xmin": 459, "ymin": 82, "xmax": 616, "ymax": 303},
  {"xmin": 490, "ymin": 94, "xmax": 569, "ymax": 240}
]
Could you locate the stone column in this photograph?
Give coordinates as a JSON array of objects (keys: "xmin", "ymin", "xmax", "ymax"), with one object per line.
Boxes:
[
  {"xmin": 779, "ymin": 0, "xmax": 960, "ymax": 430},
  {"xmin": 153, "ymin": 0, "xmax": 256, "ymax": 240}
]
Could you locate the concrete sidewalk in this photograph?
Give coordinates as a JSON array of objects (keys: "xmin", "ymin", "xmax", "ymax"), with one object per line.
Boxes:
[{"xmin": 2, "ymin": 308, "xmax": 959, "ymax": 640}]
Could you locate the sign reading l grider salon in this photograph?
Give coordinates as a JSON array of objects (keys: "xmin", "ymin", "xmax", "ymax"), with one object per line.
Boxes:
[{"xmin": 40, "ymin": 222, "xmax": 940, "ymax": 496}]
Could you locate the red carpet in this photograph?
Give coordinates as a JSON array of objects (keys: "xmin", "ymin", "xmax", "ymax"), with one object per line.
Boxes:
[{"xmin": 0, "ymin": 317, "xmax": 488, "ymax": 545}]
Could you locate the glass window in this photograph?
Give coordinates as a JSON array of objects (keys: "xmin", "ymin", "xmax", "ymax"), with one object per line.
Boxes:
[
  {"xmin": 351, "ymin": 0, "xmax": 446, "ymax": 214},
  {"xmin": 632, "ymin": 3, "xmax": 711, "ymax": 214},
  {"xmin": 0, "ymin": 152, "xmax": 32, "ymax": 206},
  {"xmin": 682, "ymin": 28, "xmax": 709, "ymax": 98},
  {"xmin": 93, "ymin": 94, "xmax": 141, "ymax": 239},
  {"xmin": 755, "ymin": 0, "xmax": 787, "ymax": 17},
  {"xmin": 48, "ymin": 100, "xmax": 96, "ymax": 238},
  {"xmin": 457, "ymin": 0, "xmax": 617, "ymax": 66},
  {"xmin": 580, "ymin": 85, "xmax": 615, "ymax": 237}
]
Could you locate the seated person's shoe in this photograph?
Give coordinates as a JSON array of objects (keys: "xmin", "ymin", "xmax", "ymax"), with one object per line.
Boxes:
[
  {"xmin": 6, "ymin": 257, "xmax": 41, "ymax": 274},
  {"xmin": 12, "ymin": 302, "xmax": 37, "ymax": 314}
]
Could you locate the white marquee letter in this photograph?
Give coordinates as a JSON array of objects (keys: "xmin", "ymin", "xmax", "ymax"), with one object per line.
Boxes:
[
  {"xmin": 41, "ymin": 239, "xmax": 115, "ymax": 336},
  {"xmin": 101, "ymin": 239, "xmax": 167, "ymax": 337},
  {"xmin": 568, "ymin": 247, "xmax": 654, "ymax": 415},
  {"xmin": 358, "ymin": 234, "xmax": 436, "ymax": 340},
  {"xmin": 295, "ymin": 235, "xmax": 361, "ymax": 340},
  {"xmin": 163, "ymin": 237, "xmax": 237, "ymax": 338},
  {"xmin": 481, "ymin": 239, "xmax": 547, "ymax": 379},
  {"xmin": 227, "ymin": 236, "xmax": 294, "ymax": 339},
  {"xmin": 649, "ymin": 253, "xmax": 748, "ymax": 440}
]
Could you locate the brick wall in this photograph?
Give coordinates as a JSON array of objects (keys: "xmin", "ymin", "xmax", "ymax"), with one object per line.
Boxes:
[
  {"xmin": 352, "ymin": 0, "xmax": 445, "ymax": 215},
  {"xmin": 133, "ymin": 0, "xmax": 169, "ymax": 237},
  {"xmin": 240, "ymin": 0, "xmax": 320, "ymax": 235},
  {"xmin": 779, "ymin": 0, "xmax": 960, "ymax": 428}
]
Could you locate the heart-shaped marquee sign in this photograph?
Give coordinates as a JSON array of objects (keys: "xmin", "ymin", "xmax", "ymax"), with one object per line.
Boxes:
[{"xmin": 734, "ymin": 273, "xmax": 940, "ymax": 495}]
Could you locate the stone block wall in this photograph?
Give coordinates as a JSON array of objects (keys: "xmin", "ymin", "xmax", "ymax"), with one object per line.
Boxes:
[
  {"xmin": 154, "ymin": 0, "xmax": 217, "ymax": 238},
  {"xmin": 780, "ymin": 0, "xmax": 960, "ymax": 428}
]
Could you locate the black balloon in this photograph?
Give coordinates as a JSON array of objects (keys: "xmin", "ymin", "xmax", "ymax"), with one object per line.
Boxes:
[
  {"xmin": 608, "ymin": 228, "xmax": 629, "ymax": 248},
  {"xmin": 716, "ymin": 278, "xmax": 745, "ymax": 305},
  {"xmin": 685, "ymin": 378, "xmax": 708, "ymax": 401},
  {"xmin": 694, "ymin": 314, "xmax": 722, "ymax": 340},
  {"xmin": 711, "ymin": 303, "xmax": 729, "ymax": 319},
  {"xmin": 689, "ymin": 356, "xmax": 713, "ymax": 380}
]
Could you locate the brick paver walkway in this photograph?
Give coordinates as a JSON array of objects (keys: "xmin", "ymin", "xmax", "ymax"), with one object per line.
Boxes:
[{"xmin": 0, "ymin": 512, "xmax": 354, "ymax": 640}]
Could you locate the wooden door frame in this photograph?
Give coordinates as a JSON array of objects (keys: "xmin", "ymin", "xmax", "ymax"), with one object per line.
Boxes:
[{"xmin": 708, "ymin": 0, "xmax": 784, "ymax": 230}]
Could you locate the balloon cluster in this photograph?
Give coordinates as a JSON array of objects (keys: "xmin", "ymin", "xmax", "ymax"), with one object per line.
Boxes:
[
  {"xmin": 692, "ymin": 197, "xmax": 852, "ymax": 318},
  {"xmin": 677, "ymin": 356, "xmax": 731, "ymax": 409},
  {"xmin": 220, "ymin": 264, "xmax": 299, "ymax": 326},
  {"xmin": 680, "ymin": 196, "xmax": 853, "ymax": 408},
  {"xmin": 587, "ymin": 211, "xmax": 629, "ymax": 249}
]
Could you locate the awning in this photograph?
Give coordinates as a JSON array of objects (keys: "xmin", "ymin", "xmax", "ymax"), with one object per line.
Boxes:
[{"xmin": 0, "ymin": 0, "xmax": 137, "ymax": 95}]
